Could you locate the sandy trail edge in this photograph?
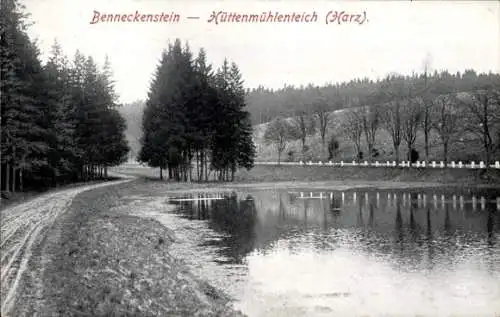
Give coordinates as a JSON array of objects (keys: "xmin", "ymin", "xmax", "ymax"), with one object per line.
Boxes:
[{"xmin": 0, "ymin": 177, "xmax": 133, "ymax": 317}]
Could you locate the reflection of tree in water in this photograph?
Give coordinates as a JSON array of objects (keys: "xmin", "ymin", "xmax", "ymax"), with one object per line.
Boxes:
[
  {"xmin": 368, "ymin": 202, "xmax": 374, "ymax": 228},
  {"xmin": 187, "ymin": 193, "xmax": 258, "ymax": 264},
  {"xmin": 486, "ymin": 205, "xmax": 497, "ymax": 273},
  {"xmin": 487, "ymin": 206, "xmax": 496, "ymax": 248},
  {"xmin": 426, "ymin": 207, "xmax": 435, "ymax": 271},
  {"xmin": 408, "ymin": 193, "xmax": 422, "ymax": 248},
  {"xmin": 444, "ymin": 204, "xmax": 452, "ymax": 237},
  {"xmin": 303, "ymin": 197, "xmax": 309, "ymax": 228},
  {"xmin": 279, "ymin": 196, "xmax": 287, "ymax": 221},
  {"xmin": 357, "ymin": 196, "xmax": 364, "ymax": 227},
  {"xmin": 330, "ymin": 195, "xmax": 341, "ymax": 213},
  {"xmin": 395, "ymin": 196, "xmax": 403, "ymax": 244}
]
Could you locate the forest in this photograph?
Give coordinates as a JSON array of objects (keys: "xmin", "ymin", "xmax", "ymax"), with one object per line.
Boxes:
[
  {"xmin": 139, "ymin": 39, "xmax": 256, "ymax": 181},
  {"xmin": 1, "ymin": 0, "xmax": 129, "ymax": 193}
]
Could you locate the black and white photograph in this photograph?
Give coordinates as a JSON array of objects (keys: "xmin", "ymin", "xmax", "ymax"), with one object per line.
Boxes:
[{"xmin": 1, "ymin": 0, "xmax": 500, "ymax": 316}]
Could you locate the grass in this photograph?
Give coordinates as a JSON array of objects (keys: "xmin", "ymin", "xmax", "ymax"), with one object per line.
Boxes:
[
  {"xmin": 20, "ymin": 180, "xmax": 246, "ymax": 317},
  {"xmin": 113, "ymin": 163, "xmax": 500, "ymax": 188},
  {"xmin": 234, "ymin": 164, "xmax": 500, "ymax": 185}
]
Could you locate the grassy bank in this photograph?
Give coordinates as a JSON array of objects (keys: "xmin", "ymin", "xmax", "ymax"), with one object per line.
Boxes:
[
  {"xmin": 26, "ymin": 181, "xmax": 244, "ymax": 317},
  {"xmin": 235, "ymin": 165, "xmax": 500, "ymax": 185},
  {"xmin": 113, "ymin": 164, "xmax": 500, "ymax": 187}
]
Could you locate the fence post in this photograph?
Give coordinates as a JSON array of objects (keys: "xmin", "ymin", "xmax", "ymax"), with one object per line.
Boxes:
[
  {"xmin": 496, "ymin": 161, "xmax": 500, "ymax": 169},
  {"xmin": 364, "ymin": 161, "xmax": 368, "ymax": 166},
  {"xmin": 458, "ymin": 161, "xmax": 463, "ymax": 168},
  {"xmin": 432, "ymin": 161, "xmax": 436, "ymax": 168},
  {"xmin": 471, "ymin": 161, "xmax": 475, "ymax": 168},
  {"xmin": 422, "ymin": 161, "xmax": 426, "ymax": 168},
  {"xmin": 375, "ymin": 161, "xmax": 379, "ymax": 167},
  {"xmin": 440, "ymin": 161, "xmax": 444, "ymax": 168},
  {"xmin": 340, "ymin": 161, "xmax": 344, "ymax": 167},
  {"xmin": 352, "ymin": 160, "xmax": 356, "ymax": 166},
  {"xmin": 479, "ymin": 161, "xmax": 485, "ymax": 169},
  {"xmin": 416, "ymin": 161, "xmax": 420, "ymax": 168},
  {"xmin": 451, "ymin": 161, "xmax": 456, "ymax": 168}
]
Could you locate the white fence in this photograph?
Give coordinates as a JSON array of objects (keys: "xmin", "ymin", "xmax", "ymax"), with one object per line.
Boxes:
[{"xmin": 255, "ymin": 160, "xmax": 500, "ymax": 169}]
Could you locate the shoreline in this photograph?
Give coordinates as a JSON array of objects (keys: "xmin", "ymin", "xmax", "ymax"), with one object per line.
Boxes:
[
  {"xmin": 3, "ymin": 173, "xmax": 500, "ymax": 316},
  {"xmin": 9, "ymin": 180, "xmax": 246, "ymax": 317}
]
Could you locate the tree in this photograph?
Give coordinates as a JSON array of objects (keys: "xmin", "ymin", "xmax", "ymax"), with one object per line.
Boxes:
[
  {"xmin": 401, "ymin": 98, "xmax": 423, "ymax": 162},
  {"xmin": 379, "ymin": 76, "xmax": 404, "ymax": 163},
  {"xmin": 340, "ymin": 108, "xmax": 363, "ymax": 160},
  {"xmin": 421, "ymin": 54, "xmax": 433, "ymax": 161},
  {"xmin": 263, "ymin": 117, "xmax": 299, "ymax": 164},
  {"xmin": 226, "ymin": 61, "xmax": 256, "ymax": 180},
  {"xmin": 460, "ymin": 90, "xmax": 500, "ymax": 165},
  {"xmin": 327, "ymin": 134, "xmax": 340, "ymax": 160},
  {"xmin": 43, "ymin": 39, "xmax": 79, "ymax": 183},
  {"xmin": 1, "ymin": 0, "xmax": 50, "ymax": 192},
  {"xmin": 139, "ymin": 39, "xmax": 255, "ymax": 182},
  {"xmin": 1, "ymin": 2, "xmax": 128, "ymax": 192},
  {"xmin": 381, "ymin": 100, "xmax": 402, "ymax": 163},
  {"xmin": 360, "ymin": 105, "xmax": 381, "ymax": 162},
  {"xmin": 313, "ymin": 88, "xmax": 333, "ymax": 157},
  {"xmin": 291, "ymin": 109, "xmax": 315, "ymax": 155},
  {"xmin": 431, "ymin": 94, "xmax": 463, "ymax": 166}
]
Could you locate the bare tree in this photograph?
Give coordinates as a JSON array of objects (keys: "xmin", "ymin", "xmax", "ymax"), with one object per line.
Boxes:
[
  {"xmin": 421, "ymin": 53, "xmax": 433, "ymax": 161},
  {"xmin": 460, "ymin": 90, "xmax": 500, "ymax": 165},
  {"xmin": 313, "ymin": 90, "xmax": 332, "ymax": 157},
  {"xmin": 401, "ymin": 97, "xmax": 423, "ymax": 162},
  {"xmin": 431, "ymin": 94, "xmax": 463, "ymax": 166},
  {"xmin": 379, "ymin": 75, "xmax": 410, "ymax": 163},
  {"xmin": 341, "ymin": 108, "xmax": 363, "ymax": 159},
  {"xmin": 360, "ymin": 105, "xmax": 381, "ymax": 162},
  {"xmin": 263, "ymin": 117, "xmax": 300, "ymax": 164},
  {"xmin": 381, "ymin": 100, "xmax": 402, "ymax": 162},
  {"xmin": 291, "ymin": 109, "xmax": 315, "ymax": 154}
]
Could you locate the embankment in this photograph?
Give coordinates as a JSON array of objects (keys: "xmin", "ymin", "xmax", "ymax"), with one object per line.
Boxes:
[
  {"xmin": 234, "ymin": 164, "xmax": 500, "ymax": 186},
  {"xmin": 10, "ymin": 180, "xmax": 244, "ymax": 317}
]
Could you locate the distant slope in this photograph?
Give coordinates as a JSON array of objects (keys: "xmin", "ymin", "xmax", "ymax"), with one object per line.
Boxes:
[
  {"xmin": 118, "ymin": 100, "xmax": 145, "ymax": 161},
  {"xmin": 254, "ymin": 106, "xmax": 491, "ymax": 164}
]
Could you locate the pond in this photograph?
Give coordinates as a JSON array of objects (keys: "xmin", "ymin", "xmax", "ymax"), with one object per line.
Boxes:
[{"xmin": 158, "ymin": 188, "xmax": 500, "ymax": 317}]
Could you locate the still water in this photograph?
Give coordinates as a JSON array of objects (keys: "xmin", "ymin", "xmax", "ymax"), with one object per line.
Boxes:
[{"xmin": 158, "ymin": 188, "xmax": 500, "ymax": 316}]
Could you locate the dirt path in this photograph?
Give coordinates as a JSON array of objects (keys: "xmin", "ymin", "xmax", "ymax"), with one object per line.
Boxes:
[{"xmin": 0, "ymin": 178, "xmax": 133, "ymax": 317}]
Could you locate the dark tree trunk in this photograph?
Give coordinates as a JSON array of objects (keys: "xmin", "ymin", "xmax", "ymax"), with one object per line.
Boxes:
[
  {"xmin": 443, "ymin": 141, "xmax": 448, "ymax": 167},
  {"xmin": 12, "ymin": 167, "xmax": 16, "ymax": 193},
  {"xmin": 6, "ymin": 163, "xmax": 10, "ymax": 192},
  {"xmin": 20, "ymin": 168, "xmax": 23, "ymax": 191}
]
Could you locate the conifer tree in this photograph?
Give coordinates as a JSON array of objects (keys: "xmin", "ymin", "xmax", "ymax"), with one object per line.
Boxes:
[{"xmin": 140, "ymin": 39, "xmax": 255, "ymax": 182}]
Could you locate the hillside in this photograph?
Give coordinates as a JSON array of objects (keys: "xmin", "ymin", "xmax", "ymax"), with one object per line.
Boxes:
[
  {"xmin": 254, "ymin": 108, "xmax": 492, "ymax": 164},
  {"xmin": 118, "ymin": 100, "xmax": 144, "ymax": 161}
]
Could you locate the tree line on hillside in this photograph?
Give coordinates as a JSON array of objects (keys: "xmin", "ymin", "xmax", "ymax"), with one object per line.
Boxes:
[
  {"xmin": 139, "ymin": 39, "xmax": 256, "ymax": 182},
  {"xmin": 1, "ymin": 0, "xmax": 129, "ymax": 193},
  {"xmin": 264, "ymin": 70, "xmax": 500, "ymax": 166},
  {"xmin": 249, "ymin": 69, "xmax": 500, "ymax": 124}
]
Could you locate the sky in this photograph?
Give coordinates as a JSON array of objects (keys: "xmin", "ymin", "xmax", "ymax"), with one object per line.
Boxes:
[{"xmin": 24, "ymin": 0, "xmax": 500, "ymax": 104}]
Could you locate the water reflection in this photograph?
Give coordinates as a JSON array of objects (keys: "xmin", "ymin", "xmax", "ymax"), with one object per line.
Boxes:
[{"xmin": 167, "ymin": 189, "xmax": 500, "ymax": 317}]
